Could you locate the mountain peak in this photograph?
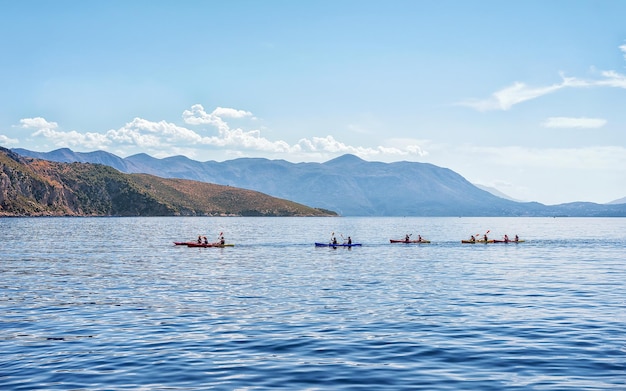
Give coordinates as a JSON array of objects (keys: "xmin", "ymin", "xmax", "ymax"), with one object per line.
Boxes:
[
  {"xmin": 324, "ymin": 154, "xmax": 366, "ymax": 166},
  {"xmin": 607, "ymin": 196, "xmax": 626, "ymax": 205},
  {"xmin": 52, "ymin": 147, "xmax": 73, "ymax": 153}
]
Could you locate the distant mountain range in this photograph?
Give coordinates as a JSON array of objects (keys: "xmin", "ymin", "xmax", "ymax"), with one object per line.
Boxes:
[
  {"xmin": 607, "ymin": 196, "xmax": 626, "ymax": 205},
  {"xmin": 0, "ymin": 147, "xmax": 335, "ymax": 217},
  {"xmin": 11, "ymin": 147, "xmax": 626, "ymax": 217},
  {"xmin": 474, "ymin": 185, "xmax": 523, "ymax": 202}
]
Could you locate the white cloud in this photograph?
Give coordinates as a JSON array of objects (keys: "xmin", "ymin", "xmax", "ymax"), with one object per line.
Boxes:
[
  {"xmin": 19, "ymin": 117, "xmax": 58, "ymax": 131},
  {"xmin": 107, "ymin": 118, "xmax": 202, "ymax": 147},
  {"xmin": 542, "ymin": 117, "xmax": 607, "ymax": 129},
  {"xmin": 15, "ymin": 105, "xmax": 428, "ymax": 161},
  {"xmin": 182, "ymin": 104, "xmax": 226, "ymax": 128},
  {"xmin": 182, "ymin": 104, "xmax": 427, "ymax": 159},
  {"xmin": 19, "ymin": 117, "xmax": 110, "ymax": 149},
  {"xmin": 461, "ymin": 45, "xmax": 626, "ymax": 111},
  {"xmin": 47, "ymin": 130, "xmax": 109, "ymax": 149},
  {"xmin": 0, "ymin": 134, "xmax": 19, "ymax": 145},
  {"xmin": 464, "ymin": 145, "xmax": 626, "ymax": 170},
  {"xmin": 182, "ymin": 104, "xmax": 253, "ymax": 128},
  {"xmin": 212, "ymin": 107, "xmax": 254, "ymax": 119},
  {"xmin": 595, "ymin": 70, "xmax": 626, "ymax": 88},
  {"xmin": 201, "ymin": 127, "xmax": 293, "ymax": 152},
  {"xmin": 405, "ymin": 144, "xmax": 427, "ymax": 156},
  {"xmin": 498, "ymin": 82, "xmax": 564, "ymax": 110},
  {"xmin": 459, "ymin": 80, "xmax": 569, "ymax": 111},
  {"xmin": 35, "ymin": 128, "xmax": 110, "ymax": 149},
  {"xmin": 295, "ymin": 135, "xmax": 426, "ymax": 159},
  {"xmin": 105, "ymin": 127, "xmax": 165, "ymax": 148}
]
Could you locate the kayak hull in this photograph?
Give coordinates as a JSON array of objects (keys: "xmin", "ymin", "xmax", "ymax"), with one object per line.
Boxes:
[
  {"xmin": 315, "ymin": 242, "xmax": 362, "ymax": 247},
  {"xmin": 186, "ymin": 243, "xmax": 234, "ymax": 248},
  {"xmin": 390, "ymin": 239, "xmax": 430, "ymax": 244}
]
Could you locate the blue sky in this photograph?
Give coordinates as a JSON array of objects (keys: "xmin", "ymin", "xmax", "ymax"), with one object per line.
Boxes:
[{"xmin": 1, "ymin": 0, "xmax": 625, "ymax": 205}]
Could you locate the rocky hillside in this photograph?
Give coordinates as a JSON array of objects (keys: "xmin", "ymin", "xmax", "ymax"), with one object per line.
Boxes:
[
  {"xmin": 12, "ymin": 147, "xmax": 626, "ymax": 216},
  {"xmin": 0, "ymin": 147, "xmax": 336, "ymax": 217}
]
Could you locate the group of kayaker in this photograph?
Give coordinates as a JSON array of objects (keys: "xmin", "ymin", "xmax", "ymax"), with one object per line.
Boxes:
[
  {"xmin": 183, "ymin": 230, "xmax": 522, "ymax": 247},
  {"xmin": 466, "ymin": 231, "xmax": 520, "ymax": 243},
  {"xmin": 405, "ymin": 234, "xmax": 425, "ymax": 241},
  {"xmin": 331, "ymin": 233, "xmax": 352, "ymax": 245},
  {"xmin": 196, "ymin": 233, "xmax": 226, "ymax": 245},
  {"xmin": 501, "ymin": 234, "xmax": 520, "ymax": 243}
]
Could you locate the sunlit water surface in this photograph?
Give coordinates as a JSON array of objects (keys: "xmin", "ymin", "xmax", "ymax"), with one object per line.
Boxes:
[{"xmin": 1, "ymin": 217, "xmax": 625, "ymax": 390}]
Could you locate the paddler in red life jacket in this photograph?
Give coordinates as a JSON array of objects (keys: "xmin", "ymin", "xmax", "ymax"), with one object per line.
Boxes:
[
  {"xmin": 470, "ymin": 235, "xmax": 476, "ymax": 242},
  {"xmin": 504, "ymin": 234, "xmax": 509, "ymax": 243},
  {"xmin": 197, "ymin": 235, "xmax": 202, "ymax": 244},
  {"xmin": 405, "ymin": 234, "xmax": 410, "ymax": 242}
]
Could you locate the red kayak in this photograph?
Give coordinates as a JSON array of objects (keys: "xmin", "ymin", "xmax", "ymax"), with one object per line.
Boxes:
[{"xmin": 174, "ymin": 241, "xmax": 197, "ymax": 246}]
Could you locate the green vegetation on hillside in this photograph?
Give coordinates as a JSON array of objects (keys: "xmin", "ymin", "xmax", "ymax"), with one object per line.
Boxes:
[{"xmin": 0, "ymin": 147, "xmax": 336, "ymax": 217}]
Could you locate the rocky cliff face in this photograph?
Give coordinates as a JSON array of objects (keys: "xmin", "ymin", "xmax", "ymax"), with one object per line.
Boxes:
[
  {"xmin": 1, "ymin": 148, "xmax": 71, "ymax": 215},
  {"xmin": 0, "ymin": 147, "xmax": 334, "ymax": 217},
  {"xmin": 0, "ymin": 148, "xmax": 165, "ymax": 216}
]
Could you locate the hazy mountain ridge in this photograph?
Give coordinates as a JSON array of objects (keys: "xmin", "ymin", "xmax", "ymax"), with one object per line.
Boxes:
[
  {"xmin": 475, "ymin": 184, "xmax": 524, "ymax": 202},
  {"xmin": 607, "ymin": 196, "xmax": 626, "ymax": 205},
  {"xmin": 10, "ymin": 147, "xmax": 626, "ymax": 216},
  {"xmin": 1, "ymin": 147, "xmax": 335, "ymax": 217}
]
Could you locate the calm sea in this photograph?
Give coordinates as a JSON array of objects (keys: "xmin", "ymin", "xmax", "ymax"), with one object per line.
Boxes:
[{"xmin": 1, "ymin": 217, "xmax": 625, "ymax": 390}]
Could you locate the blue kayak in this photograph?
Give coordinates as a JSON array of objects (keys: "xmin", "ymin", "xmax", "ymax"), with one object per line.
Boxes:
[{"xmin": 315, "ymin": 242, "xmax": 362, "ymax": 247}]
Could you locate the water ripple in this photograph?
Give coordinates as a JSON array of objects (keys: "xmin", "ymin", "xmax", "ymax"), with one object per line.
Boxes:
[{"xmin": 1, "ymin": 217, "xmax": 625, "ymax": 390}]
